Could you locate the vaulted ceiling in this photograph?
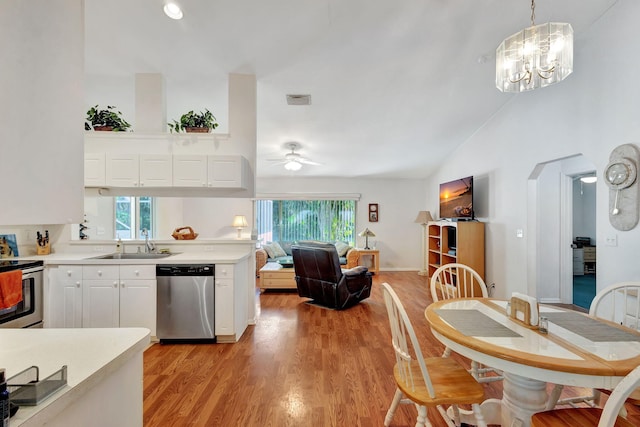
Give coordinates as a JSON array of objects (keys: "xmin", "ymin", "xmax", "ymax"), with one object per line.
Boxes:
[{"xmin": 85, "ymin": 0, "xmax": 618, "ymax": 179}]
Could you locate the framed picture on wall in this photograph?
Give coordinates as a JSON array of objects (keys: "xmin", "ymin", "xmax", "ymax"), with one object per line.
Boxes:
[{"xmin": 368, "ymin": 203, "xmax": 379, "ymax": 222}]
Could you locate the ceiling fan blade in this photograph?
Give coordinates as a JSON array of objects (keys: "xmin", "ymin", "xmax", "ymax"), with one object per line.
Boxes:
[{"xmin": 299, "ymin": 158, "xmax": 321, "ymax": 165}]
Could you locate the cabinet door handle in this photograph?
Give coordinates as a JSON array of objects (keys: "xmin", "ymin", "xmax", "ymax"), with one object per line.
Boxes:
[
  {"xmin": 67, "ymin": 270, "xmax": 72, "ymax": 276},
  {"xmin": 98, "ymin": 270, "xmax": 103, "ymax": 276},
  {"xmin": 134, "ymin": 270, "xmax": 139, "ymax": 276},
  {"xmin": 76, "ymin": 281, "xmax": 80, "ymax": 287},
  {"xmin": 113, "ymin": 281, "xmax": 118, "ymax": 287},
  {"xmin": 121, "ymin": 281, "xmax": 125, "ymax": 288}
]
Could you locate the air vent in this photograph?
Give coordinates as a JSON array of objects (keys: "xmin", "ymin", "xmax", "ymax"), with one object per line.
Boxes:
[{"xmin": 286, "ymin": 94, "xmax": 311, "ymax": 105}]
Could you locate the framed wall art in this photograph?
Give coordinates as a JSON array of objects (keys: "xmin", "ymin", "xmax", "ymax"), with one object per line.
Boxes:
[{"xmin": 368, "ymin": 203, "xmax": 379, "ymax": 222}]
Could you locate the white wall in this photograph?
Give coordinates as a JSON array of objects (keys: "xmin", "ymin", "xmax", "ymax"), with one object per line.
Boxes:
[
  {"xmin": 257, "ymin": 177, "xmax": 426, "ymax": 270},
  {"xmin": 573, "ymin": 180, "xmax": 597, "ymax": 243},
  {"xmin": 1, "ymin": 0, "xmax": 84, "ymax": 225},
  {"xmin": 425, "ymin": 0, "xmax": 640, "ymax": 297}
]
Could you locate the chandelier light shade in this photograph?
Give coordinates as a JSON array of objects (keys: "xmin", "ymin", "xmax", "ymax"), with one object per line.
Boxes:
[{"xmin": 496, "ymin": 0, "xmax": 573, "ymax": 93}]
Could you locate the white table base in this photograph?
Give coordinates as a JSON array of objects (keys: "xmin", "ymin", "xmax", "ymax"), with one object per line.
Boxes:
[{"xmin": 446, "ymin": 372, "xmax": 547, "ymax": 427}]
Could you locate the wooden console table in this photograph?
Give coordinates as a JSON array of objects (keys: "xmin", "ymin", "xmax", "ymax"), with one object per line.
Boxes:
[
  {"xmin": 259, "ymin": 262, "xmax": 296, "ymax": 291},
  {"xmin": 349, "ymin": 249, "xmax": 379, "ymax": 274}
]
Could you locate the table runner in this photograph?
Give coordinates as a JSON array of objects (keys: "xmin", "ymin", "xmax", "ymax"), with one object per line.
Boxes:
[
  {"xmin": 544, "ymin": 312, "xmax": 640, "ymax": 342},
  {"xmin": 435, "ymin": 309, "xmax": 522, "ymax": 337}
]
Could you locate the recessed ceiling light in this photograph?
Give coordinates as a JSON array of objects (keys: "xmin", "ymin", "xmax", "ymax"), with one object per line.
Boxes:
[
  {"xmin": 163, "ymin": 2, "xmax": 183, "ymax": 20},
  {"xmin": 580, "ymin": 176, "xmax": 597, "ymax": 184}
]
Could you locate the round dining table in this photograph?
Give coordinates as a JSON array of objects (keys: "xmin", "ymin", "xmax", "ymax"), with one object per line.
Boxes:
[{"xmin": 425, "ymin": 298, "xmax": 640, "ymax": 427}]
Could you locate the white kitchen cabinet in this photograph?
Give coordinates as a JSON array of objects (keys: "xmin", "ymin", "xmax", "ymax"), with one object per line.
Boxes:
[
  {"xmin": 119, "ymin": 265, "xmax": 157, "ymax": 336},
  {"xmin": 84, "ymin": 153, "xmax": 106, "ymax": 187},
  {"xmin": 172, "ymin": 155, "xmax": 247, "ymax": 189},
  {"xmin": 47, "ymin": 264, "xmax": 156, "ymax": 335},
  {"xmin": 139, "ymin": 154, "xmax": 172, "ymax": 187},
  {"xmin": 173, "ymin": 155, "xmax": 208, "ymax": 187},
  {"xmin": 208, "ymin": 156, "xmax": 246, "ymax": 188},
  {"xmin": 105, "ymin": 153, "xmax": 172, "ymax": 187},
  {"xmin": 82, "ymin": 265, "xmax": 120, "ymax": 328},
  {"xmin": 47, "ymin": 266, "xmax": 83, "ymax": 328},
  {"xmin": 215, "ymin": 260, "xmax": 248, "ymax": 342},
  {"xmin": 106, "ymin": 153, "xmax": 140, "ymax": 187},
  {"xmin": 82, "ymin": 265, "xmax": 156, "ymax": 334}
]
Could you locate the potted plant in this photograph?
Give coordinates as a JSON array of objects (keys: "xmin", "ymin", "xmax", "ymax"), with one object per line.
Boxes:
[
  {"xmin": 85, "ymin": 105, "xmax": 132, "ymax": 131},
  {"xmin": 168, "ymin": 109, "xmax": 218, "ymax": 133}
]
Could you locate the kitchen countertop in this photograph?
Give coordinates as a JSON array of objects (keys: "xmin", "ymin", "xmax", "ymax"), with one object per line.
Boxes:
[
  {"xmin": 0, "ymin": 327, "xmax": 150, "ymax": 427},
  {"xmin": 13, "ymin": 251, "xmax": 251, "ymax": 265}
]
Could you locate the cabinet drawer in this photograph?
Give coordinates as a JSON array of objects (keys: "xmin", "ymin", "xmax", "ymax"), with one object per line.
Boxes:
[
  {"xmin": 583, "ymin": 246, "xmax": 596, "ymax": 255},
  {"xmin": 119, "ymin": 265, "xmax": 156, "ymax": 280},
  {"xmin": 216, "ymin": 264, "xmax": 234, "ymax": 279},
  {"xmin": 55, "ymin": 265, "xmax": 83, "ymax": 281},
  {"xmin": 261, "ymin": 278, "xmax": 296, "ymax": 288},
  {"xmin": 83, "ymin": 265, "xmax": 119, "ymax": 280}
]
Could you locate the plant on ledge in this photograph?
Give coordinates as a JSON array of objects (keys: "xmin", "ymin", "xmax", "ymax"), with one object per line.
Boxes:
[
  {"xmin": 85, "ymin": 105, "xmax": 132, "ymax": 131},
  {"xmin": 168, "ymin": 109, "xmax": 218, "ymax": 133}
]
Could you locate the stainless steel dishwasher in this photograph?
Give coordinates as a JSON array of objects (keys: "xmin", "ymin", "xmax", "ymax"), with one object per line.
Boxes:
[{"xmin": 156, "ymin": 264, "xmax": 215, "ymax": 342}]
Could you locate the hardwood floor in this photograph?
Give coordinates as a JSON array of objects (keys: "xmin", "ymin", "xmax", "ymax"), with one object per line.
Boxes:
[{"xmin": 143, "ymin": 272, "xmax": 640, "ymax": 426}]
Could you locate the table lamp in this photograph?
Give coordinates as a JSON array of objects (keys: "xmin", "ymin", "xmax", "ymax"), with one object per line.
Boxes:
[
  {"xmin": 358, "ymin": 228, "xmax": 376, "ymax": 250},
  {"xmin": 414, "ymin": 211, "xmax": 433, "ymax": 276},
  {"xmin": 232, "ymin": 215, "xmax": 248, "ymax": 239}
]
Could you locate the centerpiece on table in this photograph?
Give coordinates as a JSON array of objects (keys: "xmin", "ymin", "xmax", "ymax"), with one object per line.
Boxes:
[
  {"xmin": 168, "ymin": 109, "xmax": 218, "ymax": 133},
  {"xmin": 85, "ymin": 105, "xmax": 132, "ymax": 131}
]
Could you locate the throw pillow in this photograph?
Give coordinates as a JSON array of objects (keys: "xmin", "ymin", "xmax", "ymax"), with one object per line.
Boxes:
[
  {"xmin": 262, "ymin": 242, "xmax": 277, "ymax": 259},
  {"xmin": 271, "ymin": 241, "xmax": 287, "ymax": 258},
  {"xmin": 334, "ymin": 241, "xmax": 351, "ymax": 257}
]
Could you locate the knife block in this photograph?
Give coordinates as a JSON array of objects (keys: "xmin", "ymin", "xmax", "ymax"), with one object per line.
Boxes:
[{"xmin": 36, "ymin": 243, "xmax": 50, "ymax": 255}]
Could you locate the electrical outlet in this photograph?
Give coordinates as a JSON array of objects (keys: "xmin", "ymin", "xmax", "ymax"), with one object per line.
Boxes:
[
  {"xmin": 204, "ymin": 246, "xmax": 214, "ymax": 252},
  {"xmin": 605, "ymin": 235, "xmax": 618, "ymax": 247},
  {"xmin": 93, "ymin": 246, "xmax": 105, "ymax": 252},
  {"xmin": 516, "ymin": 229, "xmax": 524, "ymax": 238}
]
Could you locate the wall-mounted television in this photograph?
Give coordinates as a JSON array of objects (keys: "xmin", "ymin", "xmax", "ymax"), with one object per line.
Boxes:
[{"xmin": 439, "ymin": 176, "xmax": 474, "ymax": 220}]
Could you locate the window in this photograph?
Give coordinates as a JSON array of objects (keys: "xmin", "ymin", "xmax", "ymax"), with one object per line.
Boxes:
[
  {"xmin": 115, "ymin": 196, "xmax": 155, "ymax": 239},
  {"xmin": 256, "ymin": 200, "xmax": 355, "ymax": 244}
]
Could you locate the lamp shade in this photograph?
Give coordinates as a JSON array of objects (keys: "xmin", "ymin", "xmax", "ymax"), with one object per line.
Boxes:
[
  {"xmin": 358, "ymin": 228, "xmax": 376, "ymax": 237},
  {"xmin": 414, "ymin": 211, "xmax": 434, "ymax": 224},
  {"xmin": 232, "ymin": 215, "xmax": 248, "ymax": 228}
]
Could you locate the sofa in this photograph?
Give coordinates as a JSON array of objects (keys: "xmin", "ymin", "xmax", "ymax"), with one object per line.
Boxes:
[
  {"xmin": 291, "ymin": 241, "xmax": 372, "ymax": 309},
  {"xmin": 256, "ymin": 240, "xmax": 358, "ymax": 276}
]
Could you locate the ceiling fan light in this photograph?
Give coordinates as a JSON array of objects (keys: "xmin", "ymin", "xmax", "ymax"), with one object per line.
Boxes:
[
  {"xmin": 163, "ymin": 2, "xmax": 183, "ymax": 20},
  {"xmin": 285, "ymin": 160, "xmax": 302, "ymax": 171}
]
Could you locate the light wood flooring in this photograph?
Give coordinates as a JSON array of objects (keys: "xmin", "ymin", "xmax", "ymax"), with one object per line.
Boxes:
[{"xmin": 143, "ymin": 271, "xmax": 640, "ymax": 426}]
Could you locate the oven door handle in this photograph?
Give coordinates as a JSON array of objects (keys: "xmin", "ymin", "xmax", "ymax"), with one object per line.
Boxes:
[{"xmin": 20, "ymin": 267, "xmax": 44, "ymax": 277}]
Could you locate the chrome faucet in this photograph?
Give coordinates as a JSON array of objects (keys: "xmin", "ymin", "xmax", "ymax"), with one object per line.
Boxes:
[{"xmin": 141, "ymin": 229, "xmax": 156, "ymax": 253}]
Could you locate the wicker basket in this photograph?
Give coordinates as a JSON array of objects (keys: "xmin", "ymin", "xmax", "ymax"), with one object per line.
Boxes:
[{"xmin": 171, "ymin": 226, "xmax": 199, "ymax": 240}]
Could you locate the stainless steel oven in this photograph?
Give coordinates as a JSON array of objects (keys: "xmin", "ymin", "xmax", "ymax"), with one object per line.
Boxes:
[{"xmin": 0, "ymin": 260, "xmax": 44, "ymax": 328}]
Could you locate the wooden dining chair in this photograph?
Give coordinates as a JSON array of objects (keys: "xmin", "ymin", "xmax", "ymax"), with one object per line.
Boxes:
[
  {"xmin": 531, "ymin": 364, "xmax": 640, "ymax": 426},
  {"xmin": 429, "ymin": 263, "xmax": 502, "ymax": 383},
  {"xmin": 549, "ymin": 282, "xmax": 640, "ymax": 409},
  {"xmin": 380, "ymin": 282, "xmax": 488, "ymax": 427}
]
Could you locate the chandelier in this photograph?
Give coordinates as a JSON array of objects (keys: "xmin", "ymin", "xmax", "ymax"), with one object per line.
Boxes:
[{"xmin": 496, "ymin": 0, "xmax": 573, "ymax": 93}]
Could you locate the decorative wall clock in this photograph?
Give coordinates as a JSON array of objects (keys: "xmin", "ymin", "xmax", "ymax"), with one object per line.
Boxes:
[
  {"xmin": 605, "ymin": 144, "xmax": 640, "ymax": 231},
  {"xmin": 368, "ymin": 203, "xmax": 379, "ymax": 222}
]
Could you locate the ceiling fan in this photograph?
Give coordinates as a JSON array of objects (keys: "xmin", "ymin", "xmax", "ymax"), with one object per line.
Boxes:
[{"xmin": 268, "ymin": 142, "xmax": 321, "ymax": 171}]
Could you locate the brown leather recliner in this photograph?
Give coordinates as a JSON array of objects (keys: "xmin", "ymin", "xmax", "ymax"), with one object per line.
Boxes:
[{"xmin": 291, "ymin": 241, "xmax": 372, "ymax": 309}]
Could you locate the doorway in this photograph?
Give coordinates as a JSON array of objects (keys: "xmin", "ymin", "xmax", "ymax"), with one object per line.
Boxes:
[
  {"xmin": 527, "ymin": 154, "xmax": 597, "ymax": 305},
  {"xmin": 572, "ymin": 174, "xmax": 597, "ymax": 309}
]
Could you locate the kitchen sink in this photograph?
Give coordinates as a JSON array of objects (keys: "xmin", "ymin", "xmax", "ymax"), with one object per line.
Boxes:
[{"xmin": 94, "ymin": 253, "xmax": 175, "ymax": 260}]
